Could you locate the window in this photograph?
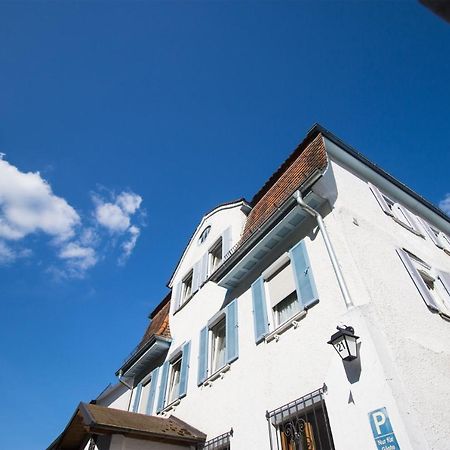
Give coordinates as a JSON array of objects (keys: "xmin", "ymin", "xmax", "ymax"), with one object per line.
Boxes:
[
  {"xmin": 209, "ymin": 238, "xmax": 223, "ymax": 274},
  {"xmin": 198, "ymin": 300, "xmax": 238, "ymax": 385},
  {"xmin": 198, "ymin": 226, "xmax": 211, "ymax": 245},
  {"xmin": 397, "ymin": 248, "xmax": 450, "ymax": 319},
  {"xmin": 266, "ymin": 387, "xmax": 335, "ymax": 450},
  {"xmin": 368, "ymin": 183, "xmax": 422, "ymax": 235},
  {"xmin": 210, "ymin": 318, "xmax": 227, "ymax": 373},
  {"xmin": 419, "ymin": 217, "xmax": 450, "ymax": 253},
  {"xmin": 167, "ymin": 357, "xmax": 182, "ymax": 403},
  {"xmin": 181, "ymin": 270, "xmax": 193, "ymax": 304},
  {"xmin": 172, "ymin": 228, "xmax": 233, "ymax": 312},
  {"xmin": 156, "ymin": 341, "xmax": 191, "ymax": 413},
  {"xmin": 266, "ymin": 260, "xmax": 300, "ymax": 327},
  {"xmin": 251, "ymin": 240, "xmax": 318, "ymax": 343}
]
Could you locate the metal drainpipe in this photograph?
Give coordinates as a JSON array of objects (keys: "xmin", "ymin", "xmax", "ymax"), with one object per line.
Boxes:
[
  {"xmin": 118, "ymin": 370, "xmax": 134, "ymax": 411},
  {"xmin": 293, "ymin": 190, "xmax": 354, "ymax": 309}
]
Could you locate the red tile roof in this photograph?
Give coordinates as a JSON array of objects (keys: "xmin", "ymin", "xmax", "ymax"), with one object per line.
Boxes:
[{"xmin": 241, "ymin": 132, "xmax": 327, "ymax": 243}]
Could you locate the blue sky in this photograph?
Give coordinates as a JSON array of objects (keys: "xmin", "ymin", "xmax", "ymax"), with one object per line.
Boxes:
[{"xmin": 0, "ymin": 2, "xmax": 449, "ymax": 448}]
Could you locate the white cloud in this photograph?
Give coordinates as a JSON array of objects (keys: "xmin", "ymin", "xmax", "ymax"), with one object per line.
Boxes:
[
  {"xmin": 94, "ymin": 191, "xmax": 143, "ymax": 262},
  {"xmin": 59, "ymin": 242, "xmax": 97, "ymax": 276},
  {"xmin": 94, "ymin": 191, "xmax": 142, "ymax": 233},
  {"xmin": 0, "ymin": 241, "xmax": 16, "ymax": 264},
  {"xmin": 117, "ymin": 192, "xmax": 142, "ymax": 214},
  {"xmin": 0, "ymin": 158, "xmax": 80, "ymax": 242},
  {"xmin": 0, "ymin": 241, "xmax": 31, "ymax": 265},
  {"xmin": 0, "ymin": 156, "xmax": 144, "ymax": 276},
  {"xmin": 439, "ymin": 193, "xmax": 450, "ymax": 215},
  {"xmin": 119, "ymin": 225, "xmax": 140, "ymax": 265},
  {"xmin": 96, "ymin": 203, "xmax": 130, "ymax": 232}
]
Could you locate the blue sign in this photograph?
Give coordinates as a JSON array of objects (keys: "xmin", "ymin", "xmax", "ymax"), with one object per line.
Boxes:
[{"xmin": 368, "ymin": 407, "xmax": 400, "ymax": 450}]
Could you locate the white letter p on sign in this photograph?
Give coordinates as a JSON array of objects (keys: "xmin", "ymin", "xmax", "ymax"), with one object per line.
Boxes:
[{"xmin": 373, "ymin": 411, "xmax": 386, "ymax": 435}]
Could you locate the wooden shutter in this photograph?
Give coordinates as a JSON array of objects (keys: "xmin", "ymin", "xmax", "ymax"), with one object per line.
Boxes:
[
  {"xmin": 396, "ymin": 249, "xmax": 440, "ymax": 313},
  {"xmin": 156, "ymin": 361, "xmax": 169, "ymax": 413},
  {"xmin": 438, "ymin": 271, "xmax": 450, "ymax": 312},
  {"xmin": 222, "ymin": 227, "xmax": 233, "ymax": 260},
  {"xmin": 145, "ymin": 367, "xmax": 160, "ymax": 415},
  {"xmin": 290, "ymin": 240, "xmax": 319, "ymax": 309},
  {"xmin": 178, "ymin": 341, "xmax": 191, "ymax": 398},
  {"xmin": 419, "ymin": 218, "xmax": 444, "ymax": 248},
  {"xmin": 172, "ymin": 282, "xmax": 182, "ymax": 310},
  {"xmin": 225, "ymin": 299, "xmax": 239, "ymax": 364},
  {"xmin": 251, "ymin": 276, "xmax": 269, "ymax": 343},
  {"xmin": 132, "ymin": 382, "xmax": 142, "ymax": 413},
  {"xmin": 192, "ymin": 259, "xmax": 201, "ymax": 293},
  {"xmin": 200, "ymin": 252, "xmax": 209, "ymax": 284},
  {"xmin": 197, "ymin": 326, "xmax": 209, "ymax": 385},
  {"xmin": 398, "ymin": 206, "xmax": 422, "ymax": 234},
  {"xmin": 368, "ymin": 183, "xmax": 393, "ymax": 216}
]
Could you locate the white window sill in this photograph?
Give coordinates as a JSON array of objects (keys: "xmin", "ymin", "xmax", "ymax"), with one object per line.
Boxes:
[
  {"xmin": 159, "ymin": 398, "xmax": 181, "ymax": 415},
  {"xmin": 201, "ymin": 364, "xmax": 231, "ymax": 387},
  {"xmin": 265, "ymin": 310, "xmax": 307, "ymax": 343}
]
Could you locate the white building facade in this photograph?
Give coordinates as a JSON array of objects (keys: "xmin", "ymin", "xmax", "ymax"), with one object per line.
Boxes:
[{"xmin": 50, "ymin": 125, "xmax": 450, "ymax": 450}]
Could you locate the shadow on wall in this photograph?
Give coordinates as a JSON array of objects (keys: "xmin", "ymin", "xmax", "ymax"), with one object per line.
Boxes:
[{"xmin": 343, "ymin": 341, "xmax": 362, "ymax": 384}]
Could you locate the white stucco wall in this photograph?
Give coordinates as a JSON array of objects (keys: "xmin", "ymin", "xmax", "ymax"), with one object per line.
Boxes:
[
  {"xmin": 105, "ymin": 146, "xmax": 450, "ymax": 450},
  {"xmin": 110, "ymin": 434, "xmax": 197, "ymax": 450}
]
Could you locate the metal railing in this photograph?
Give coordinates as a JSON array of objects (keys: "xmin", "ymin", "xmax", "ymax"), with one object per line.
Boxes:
[
  {"xmin": 266, "ymin": 386, "xmax": 335, "ymax": 450},
  {"xmin": 202, "ymin": 429, "xmax": 233, "ymax": 449}
]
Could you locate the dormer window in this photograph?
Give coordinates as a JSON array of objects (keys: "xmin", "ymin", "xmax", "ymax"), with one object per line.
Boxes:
[
  {"xmin": 198, "ymin": 226, "xmax": 211, "ymax": 245},
  {"xmin": 209, "ymin": 238, "xmax": 223, "ymax": 274}
]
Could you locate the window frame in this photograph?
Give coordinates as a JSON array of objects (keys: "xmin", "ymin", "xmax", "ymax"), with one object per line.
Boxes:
[
  {"xmin": 369, "ymin": 183, "xmax": 423, "ymax": 236},
  {"xmin": 167, "ymin": 356, "xmax": 182, "ymax": 404},
  {"xmin": 262, "ymin": 253, "xmax": 301, "ymax": 331},
  {"xmin": 180, "ymin": 269, "xmax": 194, "ymax": 306},
  {"xmin": 209, "ymin": 316, "xmax": 227, "ymax": 374},
  {"xmin": 198, "ymin": 300, "xmax": 238, "ymax": 386},
  {"xmin": 398, "ymin": 248, "xmax": 450, "ymax": 319},
  {"xmin": 208, "ymin": 237, "xmax": 223, "ymax": 275}
]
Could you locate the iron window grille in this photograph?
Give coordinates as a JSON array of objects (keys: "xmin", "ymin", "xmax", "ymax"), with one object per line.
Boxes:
[
  {"xmin": 266, "ymin": 386, "xmax": 335, "ymax": 450},
  {"xmin": 203, "ymin": 429, "xmax": 233, "ymax": 449}
]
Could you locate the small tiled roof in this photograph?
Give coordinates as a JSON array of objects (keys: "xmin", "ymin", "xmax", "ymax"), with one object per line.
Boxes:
[
  {"xmin": 48, "ymin": 403, "xmax": 206, "ymax": 449},
  {"xmin": 138, "ymin": 294, "xmax": 172, "ymax": 349}
]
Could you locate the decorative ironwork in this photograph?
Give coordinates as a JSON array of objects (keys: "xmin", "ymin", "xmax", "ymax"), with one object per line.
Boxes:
[
  {"xmin": 203, "ymin": 428, "xmax": 233, "ymax": 449},
  {"xmin": 266, "ymin": 386, "xmax": 335, "ymax": 450}
]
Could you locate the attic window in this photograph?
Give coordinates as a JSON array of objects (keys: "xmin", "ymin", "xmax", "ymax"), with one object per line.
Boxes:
[{"xmin": 198, "ymin": 226, "xmax": 211, "ymax": 245}]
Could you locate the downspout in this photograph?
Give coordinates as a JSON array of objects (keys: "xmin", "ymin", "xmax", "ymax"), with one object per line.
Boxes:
[
  {"xmin": 118, "ymin": 370, "xmax": 134, "ymax": 411},
  {"xmin": 293, "ymin": 190, "xmax": 354, "ymax": 309}
]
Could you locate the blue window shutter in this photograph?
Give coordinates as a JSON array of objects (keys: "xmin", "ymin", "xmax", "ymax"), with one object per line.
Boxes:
[
  {"xmin": 290, "ymin": 240, "xmax": 319, "ymax": 309},
  {"xmin": 132, "ymin": 382, "xmax": 142, "ymax": 413},
  {"xmin": 178, "ymin": 341, "xmax": 191, "ymax": 398},
  {"xmin": 192, "ymin": 259, "xmax": 201, "ymax": 293},
  {"xmin": 226, "ymin": 299, "xmax": 239, "ymax": 363},
  {"xmin": 145, "ymin": 367, "xmax": 160, "ymax": 415},
  {"xmin": 173, "ymin": 282, "xmax": 181, "ymax": 310},
  {"xmin": 251, "ymin": 277, "xmax": 269, "ymax": 343},
  {"xmin": 156, "ymin": 362, "xmax": 169, "ymax": 413},
  {"xmin": 198, "ymin": 326, "xmax": 209, "ymax": 385},
  {"xmin": 222, "ymin": 227, "xmax": 232, "ymax": 259}
]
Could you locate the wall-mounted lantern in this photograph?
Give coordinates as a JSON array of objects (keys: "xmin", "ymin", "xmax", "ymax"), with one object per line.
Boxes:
[{"xmin": 327, "ymin": 326, "xmax": 359, "ymax": 361}]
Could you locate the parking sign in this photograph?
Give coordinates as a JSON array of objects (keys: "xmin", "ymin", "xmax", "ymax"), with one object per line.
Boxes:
[{"xmin": 368, "ymin": 407, "xmax": 400, "ymax": 450}]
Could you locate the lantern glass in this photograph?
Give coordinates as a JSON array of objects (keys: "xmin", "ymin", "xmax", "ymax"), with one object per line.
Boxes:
[{"xmin": 328, "ymin": 327, "xmax": 359, "ymax": 361}]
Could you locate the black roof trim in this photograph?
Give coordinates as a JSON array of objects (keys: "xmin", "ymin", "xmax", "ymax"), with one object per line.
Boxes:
[{"xmin": 310, "ymin": 123, "xmax": 449, "ymax": 224}]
